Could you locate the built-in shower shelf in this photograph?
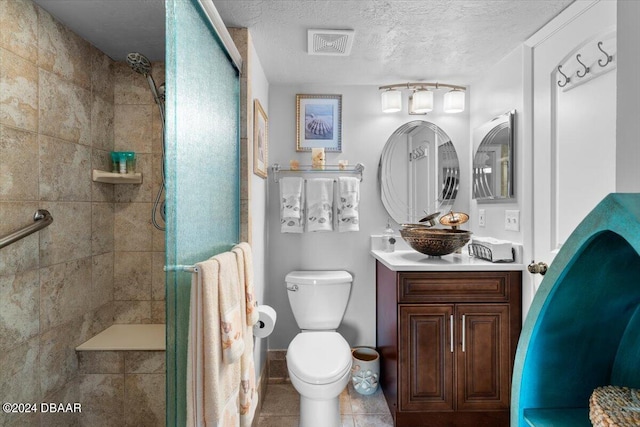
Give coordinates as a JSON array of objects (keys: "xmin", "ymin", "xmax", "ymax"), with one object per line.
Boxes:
[{"xmin": 92, "ymin": 169, "xmax": 142, "ymax": 184}]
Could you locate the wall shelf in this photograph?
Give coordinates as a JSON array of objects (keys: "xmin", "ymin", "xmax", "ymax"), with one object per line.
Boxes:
[
  {"xmin": 92, "ymin": 169, "xmax": 142, "ymax": 185},
  {"xmin": 270, "ymin": 162, "xmax": 364, "ymax": 183}
]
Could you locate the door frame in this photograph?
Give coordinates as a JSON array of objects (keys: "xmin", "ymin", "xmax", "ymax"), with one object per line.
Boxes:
[{"xmin": 521, "ymin": 0, "xmax": 603, "ymax": 307}]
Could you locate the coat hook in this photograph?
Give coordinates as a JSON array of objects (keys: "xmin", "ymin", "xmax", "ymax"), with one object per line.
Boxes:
[
  {"xmin": 576, "ymin": 54, "xmax": 589, "ymax": 78},
  {"xmin": 557, "ymin": 65, "xmax": 570, "ymax": 88},
  {"xmin": 597, "ymin": 42, "xmax": 612, "ymax": 67}
]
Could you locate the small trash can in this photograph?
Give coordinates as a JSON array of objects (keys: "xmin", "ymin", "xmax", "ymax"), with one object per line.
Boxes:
[{"xmin": 351, "ymin": 347, "xmax": 380, "ymax": 395}]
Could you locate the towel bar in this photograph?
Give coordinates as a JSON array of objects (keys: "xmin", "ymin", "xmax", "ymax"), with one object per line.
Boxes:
[
  {"xmin": 271, "ymin": 162, "xmax": 364, "ymax": 183},
  {"xmin": 164, "ymin": 264, "xmax": 199, "ymax": 273}
]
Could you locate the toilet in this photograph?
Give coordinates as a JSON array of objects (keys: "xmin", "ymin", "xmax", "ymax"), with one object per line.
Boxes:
[{"xmin": 285, "ymin": 270, "xmax": 353, "ymax": 427}]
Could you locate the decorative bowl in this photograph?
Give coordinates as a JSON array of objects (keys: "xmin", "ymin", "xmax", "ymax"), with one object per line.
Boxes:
[{"xmin": 399, "ymin": 227, "xmax": 472, "ymax": 256}]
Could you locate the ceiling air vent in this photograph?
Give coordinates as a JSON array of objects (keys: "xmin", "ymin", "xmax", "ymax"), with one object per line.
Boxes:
[{"xmin": 307, "ymin": 29, "xmax": 355, "ymax": 56}]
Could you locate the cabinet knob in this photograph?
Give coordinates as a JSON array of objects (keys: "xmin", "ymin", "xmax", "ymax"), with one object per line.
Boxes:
[{"xmin": 527, "ymin": 260, "xmax": 548, "ymax": 276}]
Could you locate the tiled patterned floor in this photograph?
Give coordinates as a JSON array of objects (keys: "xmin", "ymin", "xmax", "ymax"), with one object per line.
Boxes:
[{"xmin": 257, "ymin": 382, "xmax": 394, "ymax": 427}]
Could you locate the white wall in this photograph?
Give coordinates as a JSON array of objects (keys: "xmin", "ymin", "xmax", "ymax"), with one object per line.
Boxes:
[
  {"xmin": 616, "ymin": 0, "xmax": 640, "ymax": 191},
  {"xmin": 266, "ymin": 85, "xmax": 470, "ymax": 349},
  {"xmin": 248, "ymin": 38, "xmax": 270, "ymax": 377},
  {"xmin": 468, "ymin": 46, "xmax": 526, "ymax": 243},
  {"xmin": 467, "ymin": 47, "xmax": 538, "ymax": 319}
]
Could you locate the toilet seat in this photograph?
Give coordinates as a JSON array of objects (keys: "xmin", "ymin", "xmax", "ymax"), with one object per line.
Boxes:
[{"xmin": 287, "ymin": 332, "xmax": 351, "ymax": 385}]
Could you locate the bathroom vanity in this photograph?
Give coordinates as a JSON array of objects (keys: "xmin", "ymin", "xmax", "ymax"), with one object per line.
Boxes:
[{"xmin": 372, "ymin": 249, "xmax": 523, "ymax": 427}]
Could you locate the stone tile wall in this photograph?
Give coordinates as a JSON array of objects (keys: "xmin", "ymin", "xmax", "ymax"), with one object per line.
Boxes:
[
  {"xmin": 112, "ymin": 60, "xmax": 165, "ymax": 324},
  {"xmin": 76, "ymin": 350, "xmax": 166, "ymax": 427},
  {"xmin": 0, "ymin": 1, "xmax": 165, "ymax": 426}
]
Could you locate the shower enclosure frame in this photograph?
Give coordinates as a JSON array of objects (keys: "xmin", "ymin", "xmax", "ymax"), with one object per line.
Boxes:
[{"xmin": 165, "ymin": 0, "xmax": 243, "ymax": 425}]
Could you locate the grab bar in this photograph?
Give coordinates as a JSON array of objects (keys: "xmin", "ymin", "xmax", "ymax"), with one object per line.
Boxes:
[{"xmin": 0, "ymin": 209, "xmax": 53, "ymax": 250}]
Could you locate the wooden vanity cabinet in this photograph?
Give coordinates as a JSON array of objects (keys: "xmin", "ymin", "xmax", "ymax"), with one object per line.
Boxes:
[{"xmin": 376, "ymin": 262, "xmax": 522, "ymax": 426}]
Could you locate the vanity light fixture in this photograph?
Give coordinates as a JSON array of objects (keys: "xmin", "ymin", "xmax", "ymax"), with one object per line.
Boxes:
[
  {"xmin": 378, "ymin": 82, "xmax": 466, "ymax": 114},
  {"xmin": 381, "ymin": 88, "xmax": 402, "ymax": 113},
  {"xmin": 443, "ymin": 88, "xmax": 465, "ymax": 113},
  {"xmin": 411, "ymin": 88, "xmax": 433, "ymax": 114}
]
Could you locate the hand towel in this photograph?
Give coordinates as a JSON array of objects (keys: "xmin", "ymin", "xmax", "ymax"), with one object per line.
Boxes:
[
  {"xmin": 187, "ymin": 255, "xmax": 241, "ymax": 427},
  {"xmin": 337, "ymin": 176, "xmax": 360, "ymax": 232},
  {"xmin": 280, "ymin": 177, "xmax": 302, "ymax": 219},
  {"xmin": 306, "ymin": 178, "xmax": 334, "ymax": 232},
  {"xmin": 218, "ymin": 251, "xmax": 244, "ymax": 364},
  {"xmin": 280, "ymin": 177, "xmax": 304, "ymax": 233}
]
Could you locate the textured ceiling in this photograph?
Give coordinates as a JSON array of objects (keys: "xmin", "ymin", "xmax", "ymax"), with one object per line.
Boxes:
[{"xmin": 31, "ymin": 0, "xmax": 574, "ymax": 85}]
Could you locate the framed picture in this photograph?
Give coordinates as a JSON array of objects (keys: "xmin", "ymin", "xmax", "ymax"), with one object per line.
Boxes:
[
  {"xmin": 296, "ymin": 94, "xmax": 342, "ymax": 152},
  {"xmin": 253, "ymin": 99, "xmax": 268, "ymax": 179}
]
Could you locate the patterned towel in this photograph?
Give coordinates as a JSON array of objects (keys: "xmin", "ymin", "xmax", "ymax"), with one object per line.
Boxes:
[
  {"xmin": 187, "ymin": 255, "xmax": 241, "ymax": 427},
  {"xmin": 217, "ymin": 251, "xmax": 244, "ymax": 364},
  {"xmin": 232, "ymin": 243, "xmax": 259, "ymax": 327},
  {"xmin": 232, "ymin": 243, "xmax": 258, "ymax": 427},
  {"xmin": 280, "ymin": 177, "xmax": 304, "ymax": 233},
  {"xmin": 337, "ymin": 176, "xmax": 360, "ymax": 232},
  {"xmin": 306, "ymin": 178, "xmax": 334, "ymax": 232}
]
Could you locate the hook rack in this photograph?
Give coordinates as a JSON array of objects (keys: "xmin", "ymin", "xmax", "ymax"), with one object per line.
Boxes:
[
  {"xmin": 597, "ymin": 42, "xmax": 612, "ymax": 67},
  {"xmin": 557, "ymin": 65, "xmax": 570, "ymax": 88},
  {"xmin": 556, "ymin": 38, "xmax": 615, "ymax": 89},
  {"xmin": 576, "ymin": 54, "xmax": 589, "ymax": 78},
  {"xmin": 271, "ymin": 162, "xmax": 364, "ymax": 183}
]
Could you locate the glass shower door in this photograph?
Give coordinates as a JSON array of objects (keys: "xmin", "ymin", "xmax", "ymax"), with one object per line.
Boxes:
[{"xmin": 165, "ymin": 0, "xmax": 240, "ymax": 424}]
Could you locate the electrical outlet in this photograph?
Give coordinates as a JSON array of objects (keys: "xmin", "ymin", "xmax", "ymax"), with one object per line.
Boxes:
[
  {"xmin": 505, "ymin": 210, "xmax": 520, "ymax": 232},
  {"xmin": 478, "ymin": 209, "xmax": 486, "ymax": 227}
]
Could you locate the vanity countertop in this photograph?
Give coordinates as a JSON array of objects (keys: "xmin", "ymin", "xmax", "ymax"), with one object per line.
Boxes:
[{"xmin": 371, "ymin": 248, "xmax": 525, "ymax": 272}]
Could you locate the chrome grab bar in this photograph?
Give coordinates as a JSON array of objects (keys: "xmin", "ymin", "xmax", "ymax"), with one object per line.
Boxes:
[{"xmin": 0, "ymin": 209, "xmax": 53, "ymax": 250}]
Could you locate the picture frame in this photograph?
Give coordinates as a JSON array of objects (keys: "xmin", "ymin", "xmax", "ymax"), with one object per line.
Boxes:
[
  {"xmin": 253, "ymin": 99, "xmax": 268, "ymax": 179},
  {"xmin": 296, "ymin": 94, "xmax": 342, "ymax": 152}
]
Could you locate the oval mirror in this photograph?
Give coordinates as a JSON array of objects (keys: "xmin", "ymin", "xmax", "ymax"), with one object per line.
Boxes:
[
  {"xmin": 472, "ymin": 110, "xmax": 515, "ymax": 202},
  {"xmin": 379, "ymin": 121, "xmax": 459, "ymax": 224}
]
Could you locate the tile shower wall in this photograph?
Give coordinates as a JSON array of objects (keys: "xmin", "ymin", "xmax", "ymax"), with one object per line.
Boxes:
[
  {"xmin": 0, "ymin": 1, "xmax": 115, "ymax": 425},
  {"xmin": 112, "ymin": 60, "xmax": 166, "ymax": 324},
  {"xmin": 0, "ymin": 1, "xmax": 165, "ymax": 426}
]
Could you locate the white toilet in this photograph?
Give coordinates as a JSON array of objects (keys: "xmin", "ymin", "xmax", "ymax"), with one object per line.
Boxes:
[{"xmin": 285, "ymin": 270, "xmax": 353, "ymax": 427}]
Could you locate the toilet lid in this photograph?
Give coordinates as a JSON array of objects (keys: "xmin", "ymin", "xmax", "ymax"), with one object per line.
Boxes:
[{"xmin": 287, "ymin": 332, "xmax": 352, "ymax": 385}]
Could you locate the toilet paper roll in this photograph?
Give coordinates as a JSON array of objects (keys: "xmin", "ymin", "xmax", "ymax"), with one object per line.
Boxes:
[{"xmin": 253, "ymin": 305, "xmax": 277, "ymax": 338}]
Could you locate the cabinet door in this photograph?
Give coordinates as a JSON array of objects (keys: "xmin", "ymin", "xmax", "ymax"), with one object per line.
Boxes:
[
  {"xmin": 456, "ymin": 304, "xmax": 511, "ymax": 411},
  {"xmin": 399, "ymin": 304, "xmax": 454, "ymax": 412}
]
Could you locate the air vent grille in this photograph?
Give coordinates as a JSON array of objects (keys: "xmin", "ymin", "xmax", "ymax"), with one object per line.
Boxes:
[{"xmin": 308, "ymin": 29, "xmax": 355, "ymax": 56}]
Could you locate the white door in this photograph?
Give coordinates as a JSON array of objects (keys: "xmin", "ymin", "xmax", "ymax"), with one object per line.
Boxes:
[{"xmin": 527, "ymin": 0, "xmax": 617, "ymax": 289}]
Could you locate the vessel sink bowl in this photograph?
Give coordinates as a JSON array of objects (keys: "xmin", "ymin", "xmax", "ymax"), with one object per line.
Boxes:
[{"xmin": 399, "ymin": 228, "xmax": 472, "ymax": 256}]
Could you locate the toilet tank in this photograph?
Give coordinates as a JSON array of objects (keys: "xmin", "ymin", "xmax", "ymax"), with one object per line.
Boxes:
[{"xmin": 286, "ymin": 270, "xmax": 353, "ymax": 330}]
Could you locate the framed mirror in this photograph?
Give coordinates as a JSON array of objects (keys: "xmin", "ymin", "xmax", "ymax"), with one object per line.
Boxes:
[
  {"xmin": 472, "ymin": 110, "xmax": 515, "ymax": 202},
  {"xmin": 379, "ymin": 121, "xmax": 459, "ymax": 224}
]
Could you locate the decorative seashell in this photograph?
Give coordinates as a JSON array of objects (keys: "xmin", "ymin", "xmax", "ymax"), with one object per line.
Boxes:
[{"xmin": 306, "ymin": 115, "xmax": 333, "ymax": 136}]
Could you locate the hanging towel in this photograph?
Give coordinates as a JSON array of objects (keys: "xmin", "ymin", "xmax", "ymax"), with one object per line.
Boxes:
[
  {"xmin": 232, "ymin": 243, "xmax": 258, "ymax": 427},
  {"xmin": 187, "ymin": 255, "xmax": 241, "ymax": 427},
  {"xmin": 218, "ymin": 251, "xmax": 244, "ymax": 364},
  {"xmin": 306, "ymin": 178, "xmax": 334, "ymax": 232},
  {"xmin": 337, "ymin": 176, "xmax": 360, "ymax": 232},
  {"xmin": 280, "ymin": 177, "xmax": 304, "ymax": 233},
  {"xmin": 232, "ymin": 242, "xmax": 259, "ymax": 326}
]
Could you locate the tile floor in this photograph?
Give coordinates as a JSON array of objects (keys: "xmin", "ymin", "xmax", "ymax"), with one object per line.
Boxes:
[{"xmin": 257, "ymin": 382, "xmax": 394, "ymax": 427}]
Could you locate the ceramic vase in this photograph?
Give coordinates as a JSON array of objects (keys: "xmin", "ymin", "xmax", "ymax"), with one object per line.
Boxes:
[{"xmin": 351, "ymin": 347, "xmax": 380, "ymax": 395}]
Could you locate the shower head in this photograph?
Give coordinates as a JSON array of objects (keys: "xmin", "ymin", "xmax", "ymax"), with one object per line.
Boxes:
[{"xmin": 126, "ymin": 52, "xmax": 152, "ymax": 75}]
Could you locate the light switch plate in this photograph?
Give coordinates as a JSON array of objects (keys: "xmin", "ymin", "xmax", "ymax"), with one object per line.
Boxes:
[
  {"xmin": 478, "ymin": 209, "xmax": 486, "ymax": 227},
  {"xmin": 505, "ymin": 210, "xmax": 520, "ymax": 232}
]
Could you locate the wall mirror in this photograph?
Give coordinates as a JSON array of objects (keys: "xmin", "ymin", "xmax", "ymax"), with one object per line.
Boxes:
[
  {"xmin": 379, "ymin": 120, "xmax": 459, "ymax": 224},
  {"xmin": 472, "ymin": 110, "xmax": 515, "ymax": 202}
]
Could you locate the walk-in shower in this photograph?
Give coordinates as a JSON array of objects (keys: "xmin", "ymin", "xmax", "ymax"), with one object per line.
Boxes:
[{"xmin": 126, "ymin": 52, "xmax": 167, "ymax": 230}]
